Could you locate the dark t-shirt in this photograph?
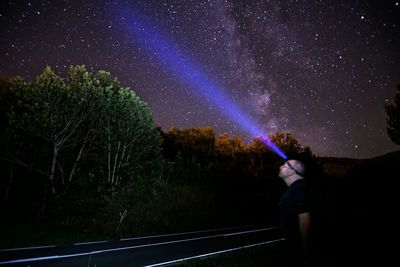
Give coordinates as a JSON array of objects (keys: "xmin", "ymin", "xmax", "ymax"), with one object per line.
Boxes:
[{"xmin": 280, "ymin": 179, "xmax": 310, "ymax": 243}]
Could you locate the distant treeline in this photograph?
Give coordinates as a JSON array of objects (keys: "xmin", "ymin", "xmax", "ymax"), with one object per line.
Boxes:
[{"xmin": 0, "ymin": 66, "xmax": 317, "ymax": 241}]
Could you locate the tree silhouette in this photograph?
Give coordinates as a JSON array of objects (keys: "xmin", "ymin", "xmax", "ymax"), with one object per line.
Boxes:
[{"xmin": 385, "ymin": 84, "xmax": 400, "ymax": 145}]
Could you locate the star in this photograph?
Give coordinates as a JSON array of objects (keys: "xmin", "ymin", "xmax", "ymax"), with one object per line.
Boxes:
[{"xmin": 0, "ymin": 0, "xmax": 399, "ymax": 158}]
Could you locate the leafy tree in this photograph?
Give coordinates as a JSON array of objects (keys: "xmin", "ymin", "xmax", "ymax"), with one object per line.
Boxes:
[
  {"xmin": 1, "ymin": 66, "xmax": 162, "ymax": 224},
  {"xmin": 161, "ymin": 127, "xmax": 216, "ymax": 184},
  {"xmin": 269, "ymin": 131, "xmax": 303, "ymax": 158},
  {"xmin": 215, "ymin": 133, "xmax": 245, "ymax": 157},
  {"xmin": 95, "ymin": 70, "xmax": 162, "ymax": 189},
  {"xmin": 66, "ymin": 67, "xmax": 163, "ymax": 229},
  {"xmin": 385, "ymin": 84, "xmax": 400, "ymax": 145},
  {"xmin": 165, "ymin": 126, "xmax": 215, "ymax": 163},
  {"xmin": 0, "ymin": 77, "xmax": 20, "ymax": 211},
  {"xmin": 5, "ymin": 67, "xmax": 101, "ymax": 217},
  {"xmin": 247, "ymin": 137, "xmax": 270, "ymax": 174}
]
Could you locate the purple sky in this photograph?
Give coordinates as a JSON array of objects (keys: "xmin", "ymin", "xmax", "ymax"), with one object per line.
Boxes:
[{"xmin": 1, "ymin": 0, "xmax": 399, "ymax": 158}]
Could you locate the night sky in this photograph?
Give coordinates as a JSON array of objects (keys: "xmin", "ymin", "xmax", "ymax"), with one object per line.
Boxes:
[{"xmin": 1, "ymin": 0, "xmax": 399, "ymax": 158}]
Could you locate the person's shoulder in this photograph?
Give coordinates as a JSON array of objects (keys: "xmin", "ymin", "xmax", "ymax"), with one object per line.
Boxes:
[
  {"xmin": 288, "ymin": 179, "xmax": 307, "ymax": 194},
  {"xmin": 292, "ymin": 179, "xmax": 306, "ymax": 188}
]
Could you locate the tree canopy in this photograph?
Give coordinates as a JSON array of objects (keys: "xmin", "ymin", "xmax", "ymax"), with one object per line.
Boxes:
[
  {"xmin": 0, "ymin": 65, "xmax": 162, "ymax": 225},
  {"xmin": 0, "ymin": 65, "xmax": 316, "ymax": 238}
]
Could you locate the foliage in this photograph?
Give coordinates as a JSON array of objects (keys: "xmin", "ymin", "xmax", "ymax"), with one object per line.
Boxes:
[
  {"xmin": 385, "ymin": 84, "xmax": 400, "ymax": 145},
  {"xmin": 268, "ymin": 131, "xmax": 303, "ymax": 158},
  {"xmin": 215, "ymin": 133, "xmax": 245, "ymax": 157},
  {"xmin": 0, "ymin": 66, "xmax": 162, "ymax": 228},
  {"xmin": 158, "ymin": 127, "xmax": 314, "ymax": 228},
  {"xmin": 164, "ymin": 126, "xmax": 215, "ymax": 163},
  {"xmin": 0, "ymin": 65, "xmax": 317, "ymax": 242}
]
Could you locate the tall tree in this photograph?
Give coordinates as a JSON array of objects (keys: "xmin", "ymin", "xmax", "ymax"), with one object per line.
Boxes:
[
  {"xmin": 3, "ymin": 67, "xmax": 105, "ymax": 220},
  {"xmin": 385, "ymin": 85, "xmax": 400, "ymax": 145},
  {"xmin": 1, "ymin": 66, "xmax": 163, "ymax": 223},
  {"xmin": 165, "ymin": 127, "xmax": 215, "ymax": 164},
  {"xmin": 96, "ymin": 71, "xmax": 162, "ymax": 189},
  {"xmin": 215, "ymin": 133, "xmax": 245, "ymax": 157},
  {"xmin": 269, "ymin": 131, "xmax": 303, "ymax": 157}
]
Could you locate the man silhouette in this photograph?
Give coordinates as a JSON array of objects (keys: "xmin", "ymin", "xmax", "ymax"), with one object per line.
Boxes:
[{"xmin": 279, "ymin": 159, "xmax": 311, "ymax": 267}]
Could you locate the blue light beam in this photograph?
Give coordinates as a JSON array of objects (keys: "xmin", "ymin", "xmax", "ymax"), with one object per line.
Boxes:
[{"xmin": 111, "ymin": 4, "xmax": 288, "ymax": 160}]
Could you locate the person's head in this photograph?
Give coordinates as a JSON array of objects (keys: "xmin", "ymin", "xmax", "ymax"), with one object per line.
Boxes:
[{"xmin": 279, "ymin": 159, "xmax": 305, "ymax": 184}]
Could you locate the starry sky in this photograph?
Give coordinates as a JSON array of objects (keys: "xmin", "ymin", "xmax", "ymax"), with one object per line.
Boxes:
[{"xmin": 1, "ymin": 0, "xmax": 399, "ymax": 158}]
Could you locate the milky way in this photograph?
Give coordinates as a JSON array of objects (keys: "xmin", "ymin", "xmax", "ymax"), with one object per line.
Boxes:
[{"xmin": 1, "ymin": 0, "xmax": 399, "ymax": 158}]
